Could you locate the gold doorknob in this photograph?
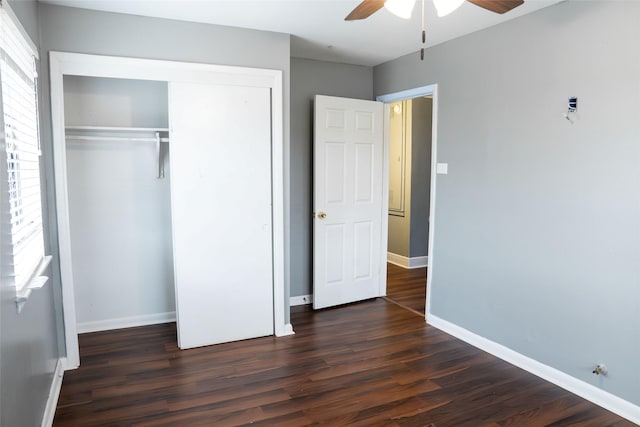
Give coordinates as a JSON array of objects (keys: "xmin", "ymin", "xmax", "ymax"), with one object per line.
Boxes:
[{"xmin": 317, "ymin": 212, "xmax": 327, "ymax": 219}]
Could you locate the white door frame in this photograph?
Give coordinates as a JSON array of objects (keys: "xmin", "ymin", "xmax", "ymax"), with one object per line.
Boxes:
[
  {"xmin": 49, "ymin": 52, "xmax": 288, "ymax": 369},
  {"xmin": 376, "ymin": 84, "xmax": 438, "ymax": 320}
]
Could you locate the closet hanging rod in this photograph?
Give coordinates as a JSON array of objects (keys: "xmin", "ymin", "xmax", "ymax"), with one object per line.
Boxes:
[
  {"xmin": 65, "ymin": 135, "xmax": 170, "ymax": 143},
  {"xmin": 65, "ymin": 125, "xmax": 170, "ymax": 133}
]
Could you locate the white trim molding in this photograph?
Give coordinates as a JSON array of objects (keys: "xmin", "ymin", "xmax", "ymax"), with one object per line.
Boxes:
[
  {"xmin": 49, "ymin": 51, "xmax": 286, "ymax": 368},
  {"xmin": 77, "ymin": 311, "xmax": 176, "ymax": 334},
  {"xmin": 387, "ymin": 252, "xmax": 428, "ymax": 269},
  {"xmin": 379, "ymin": 102, "xmax": 391, "ymax": 299},
  {"xmin": 428, "ymin": 315, "xmax": 640, "ymax": 425},
  {"xmin": 41, "ymin": 359, "xmax": 64, "ymax": 427},
  {"xmin": 277, "ymin": 323, "xmax": 295, "ymax": 336},
  {"xmin": 377, "ymin": 85, "xmax": 437, "ymax": 104},
  {"xmin": 290, "ymin": 294, "xmax": 313, "ymax": 306},
  {"xmin": 376, "ymin": 84, "xmax": 438, "ymax": 315}
]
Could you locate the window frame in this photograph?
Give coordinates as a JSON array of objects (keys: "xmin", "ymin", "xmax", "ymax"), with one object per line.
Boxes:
[{"xmin": 0, "ymin": 0, "xmax": 51, "ymax": 312}]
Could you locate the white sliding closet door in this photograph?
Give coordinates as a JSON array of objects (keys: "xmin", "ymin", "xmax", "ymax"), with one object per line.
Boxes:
[{"xmin": 169, "ymin": 82, "xmax": 274, "ymax": 349}]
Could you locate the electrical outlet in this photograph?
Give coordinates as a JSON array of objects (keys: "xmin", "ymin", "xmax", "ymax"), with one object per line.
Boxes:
[{"xmin": 592, "ymin": 364, "xmax": 608, "ymax": 376}]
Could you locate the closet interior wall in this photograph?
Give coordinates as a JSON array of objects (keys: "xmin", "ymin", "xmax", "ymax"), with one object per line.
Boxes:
[{"xmin": 63, "ymin": 76, "xmax": 175, "ymax": 332}]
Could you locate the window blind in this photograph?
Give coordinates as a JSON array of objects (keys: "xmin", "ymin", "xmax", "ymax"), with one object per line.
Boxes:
[{"xmin": 1, "ymin": 2, "xmax": 45, "ymax": 293}]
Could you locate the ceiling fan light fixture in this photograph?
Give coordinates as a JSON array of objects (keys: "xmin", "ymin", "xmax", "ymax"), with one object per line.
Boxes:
[
  {"xmin": 384, "ymin": 0, "xmax": 416, "ymax": 19},
  {"xmin": 433, "ymin": 0, "xmax": 465, "ymax": 17}
]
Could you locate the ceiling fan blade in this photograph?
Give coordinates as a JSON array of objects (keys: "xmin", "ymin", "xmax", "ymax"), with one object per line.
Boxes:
[
  {"xmin": 345, "ymin": 0, "xmax": 386, "ymax": 20},
  {"xmin": 466, "ymin": 0, "xmax": 524, "ymax": 14}
]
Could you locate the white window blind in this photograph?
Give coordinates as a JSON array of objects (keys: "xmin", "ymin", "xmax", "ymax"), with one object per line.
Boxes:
[{"xmin": 1, "ymin": 1, "xmax": 46, "ymax": 294}]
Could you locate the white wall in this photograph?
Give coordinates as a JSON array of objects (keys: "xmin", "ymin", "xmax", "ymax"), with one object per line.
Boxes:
[
  {"xmin": 375, "ymin": 0, "xmax": 640, "ymax": 408},
  {"xmin": 64, "ymin": 76, "xmax": 175, "ymax": 331}
]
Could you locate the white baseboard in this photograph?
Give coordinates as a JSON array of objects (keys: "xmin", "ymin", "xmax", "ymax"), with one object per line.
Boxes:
[
  {"xmin": 290, "ymin": 294, "xmax": 313, "ymax": 306},
  {"xmin": 60, "ymin": 356, "xmax": 78, "ymax": 371},
  {"xmin": 41, "ymin": 358, "xmax": 64, "ymax": 427},
  {"xmin": 277, "ymin": 323, "xmax": 295, "ymax": 336},
  {"xmin": 77, "ymin": 311, "xmax": 176, "ymax": 334},
  {"xmin": 387, "ymin": 252, "xmax": 428, "ymax": 269},
  {"xmin": 427, "ymin": 314, "xmax": 640, "ymax": 425}
]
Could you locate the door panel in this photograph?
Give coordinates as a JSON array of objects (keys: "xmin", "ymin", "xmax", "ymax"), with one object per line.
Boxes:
[
  {"xmin": 355, "ymin": 143, "xmax": 374, "ymax": 201},
  {"xmin": 313, "ymin": 95, "xmax": 384, "ymax": 309},
  {"xmin": 354, "ymin": 221, "xmax": 373, "ymax": 279},
  {"xmin": 169, "ymin": 82, "xmax": 273, "ymax": 349},
  {"xmin": 325, "ymin": 142, "xmax": 346, "ymax": 203}
]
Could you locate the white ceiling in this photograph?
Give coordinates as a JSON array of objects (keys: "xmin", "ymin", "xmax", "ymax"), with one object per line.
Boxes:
[{"xmin": 41, "ymin": 0, "xmax": 563, "ymax": 66}]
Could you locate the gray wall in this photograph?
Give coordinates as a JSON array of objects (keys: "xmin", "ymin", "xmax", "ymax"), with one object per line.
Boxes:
[
  {"xmin": 388, "ymin": 212, "xmax": 411, "ymax": 257},
  {"xmin": 36, "ymin": 3, "xmax": 293, "ymax": 338},
  {"xmin": 409, "ymin": 97, "xmax": 432, "ymax": 258},
  {"xmin": 1, "ymin": 2, "xmax": 61, "ymax": 426},
  {"xmin": 6, "ymin": 0, "xmax": 38, "ymax": 38},
  {"xmin": 290, "ymin": 57, "xmax": 373, "ymax": 297},
  {"xmin": 375, "ymin": 1, "xmax": 640, "ymax": 405}
]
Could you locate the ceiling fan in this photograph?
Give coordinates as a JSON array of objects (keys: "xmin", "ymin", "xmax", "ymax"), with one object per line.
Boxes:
[{"xmin": 345, "ymin": 0, "xmax": 524, "ymax": 20}]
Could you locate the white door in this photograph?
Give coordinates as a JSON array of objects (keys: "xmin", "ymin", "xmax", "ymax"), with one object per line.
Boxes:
[
  {"xmin": 313, "ymin": 95, "xmax": 385, "ymax": 309},
  {"xmin": 169, "ymin": 82, "xmax": 274, "ymax": 349}
]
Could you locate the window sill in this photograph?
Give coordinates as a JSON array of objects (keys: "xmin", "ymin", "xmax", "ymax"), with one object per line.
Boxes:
[{"xmin": 16, "ymin": 255, "xmax": 52, "ymax": 313}]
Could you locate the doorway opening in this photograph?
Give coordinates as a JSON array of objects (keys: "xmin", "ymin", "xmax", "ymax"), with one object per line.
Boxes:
[{"xmin": 377, "ymin": 85, "xmax": 438, "ymax": 318}]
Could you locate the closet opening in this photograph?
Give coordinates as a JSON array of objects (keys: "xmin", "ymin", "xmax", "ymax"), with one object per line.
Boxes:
[
  {"xmin": 50, "ymin": 52, "xmax": 287, "ymax": 369},
  {"xmin": 63, "ymin": 76, "xmax": 175, "ymax": 335}
]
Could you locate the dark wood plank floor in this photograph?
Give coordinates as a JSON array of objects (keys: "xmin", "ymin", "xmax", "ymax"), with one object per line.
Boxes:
[
  {"xmin": 54, "ymin": 299, "xmax": 634, "ymax": 426},
  {"xmin": 385, "ymin": 262, "xmax": 427, "ymax": 315}
]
